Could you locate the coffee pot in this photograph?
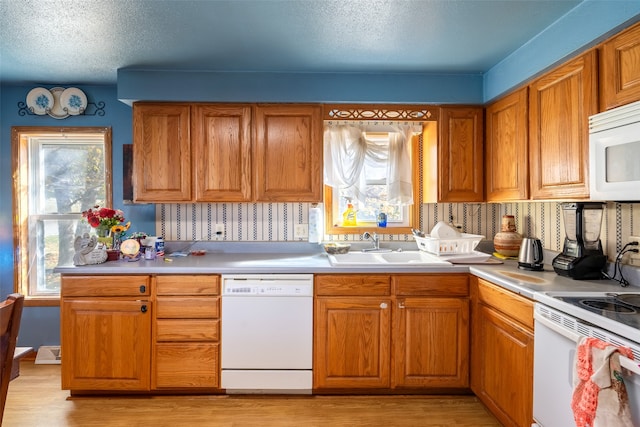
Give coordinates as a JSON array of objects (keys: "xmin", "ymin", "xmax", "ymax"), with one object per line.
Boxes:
[{"xmin": 518, "ymin": 237, "xmax": 544, "ymax": 271}]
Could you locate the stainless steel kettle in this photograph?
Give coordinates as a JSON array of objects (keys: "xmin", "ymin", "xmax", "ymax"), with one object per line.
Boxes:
[{"xmin": 518, "ymin": 237, "xmax": 544, "ymax": 271}]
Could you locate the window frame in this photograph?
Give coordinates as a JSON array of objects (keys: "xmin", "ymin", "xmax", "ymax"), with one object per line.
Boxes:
[
  {"xmin": 12, "ymin": 127, "xmax": 112, "ymax": 306},
  {"xmin": 324, "ymin": 132, "xmax": 421, "ymax": 235}
]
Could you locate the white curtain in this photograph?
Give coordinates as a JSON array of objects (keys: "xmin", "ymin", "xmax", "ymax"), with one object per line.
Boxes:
[{"xmin": 323, "ymin": 122, "xmax": 416, "ymax": 205}]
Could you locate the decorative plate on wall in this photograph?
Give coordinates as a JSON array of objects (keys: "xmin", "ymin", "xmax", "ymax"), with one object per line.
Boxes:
[
  {"xmin": 60, "ymin": 87, "xmax": 87, "ymax": 115},
  {"xmin": 26, "ymin": 87, "xmax": 53, "ymax": 115}
]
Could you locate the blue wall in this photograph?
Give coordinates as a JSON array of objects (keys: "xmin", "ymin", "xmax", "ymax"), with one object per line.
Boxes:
[{"xmin": 0, "ymin": 84, "xmax": 155, "ymax": 347}]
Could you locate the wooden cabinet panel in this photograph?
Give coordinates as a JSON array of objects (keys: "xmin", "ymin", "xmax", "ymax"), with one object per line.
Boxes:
[
  {"xmin": 393, "ymin": 274, "xmax": 468, "ymax": 297},
  {"xmin": 61, "ymin": 298, "xmax": 151, "ymax": 391},
  {"xmin": 133, "ymin": 103, "xmax": 192, "ymax": 202},
  {"xmin": 155, "ymin": 296, "xmax": 219, "ymax": 318},
  {"xmin": 473, "ymin": 304, "xmax": 533, "ymax": 427},
  {"xmin": 393, "ymin": 297, "xmax": 469, "ymax": 388},
  {"xmin": 315, "ymin": 274, "xmax": 391, "ymax": 296},
  {"xmin": 154, "ymin": 343, "xmax": 219, "ymax": 388},
  {"xmin": 156, "ymin": 275, "xmax": 220, "ymax": 295},
  {"xmin": 471, "ymin": 277, "xmax": 534, "ymax": 427},
  {"xmin": 156, "ymin": 319, "xmax": 219, "ymax": 342},
  {"xmin": 529, "ymin": 51, "xmax": 597, "ymax": 200},
  {"xmin": 485, "ymin": 87, "xmax": 529, "ymax": 201},
  {"xmin": 254, "ymin": 104, "xmax": 323, "ymax": 202},
  {"xmin": 425, "ymin": 107, "xmax": 483, "ymax": 202},
  {"xmin": 314, "ymin": 297, "xmax": 391, "ymax": 389},
  {"xmin": 62, "ymin": 276, "xmax": 150, "ymax": 297},
  {"xmin": 476, "ymin": 278, "xmax": 534, "ymax": 330},
  {"xmin": 600, "ymin": 21, "xmax": 640, "ymax": 110},
  {"xmin": 192, "ymin": 104, "xmax": 252, "ymax": 201}
]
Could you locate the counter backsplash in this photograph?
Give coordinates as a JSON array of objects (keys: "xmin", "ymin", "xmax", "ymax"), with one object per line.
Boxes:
[{"xmin": 155, "ymin": 201, "xmax": 639, "ymax": 265}]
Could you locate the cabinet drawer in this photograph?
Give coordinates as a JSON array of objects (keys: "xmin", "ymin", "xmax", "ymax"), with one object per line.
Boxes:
[
  {"xmin": 476, "ymin": 278, "xmax": 533, "ymax": 330},
  {"xmin": 393, "ymin": 274, "xmax": 469, "ymax": 297},
  {"xmin": 156, "ymin": 275, "xmax": 220, "ymax": 295},
  {"xmin": 62, "ymin": 276, "xmax": 150, "ymax": 297},
  {"xmin": 155, "ymin": 296, "xmax": 220, "ymax": 318},
  {"xmin": 315, "ymin": 274, "xmax": 391, "ymax": 296},
  {"xmin": 156, "ymin": 319, "xmax": 219, "ymax": 342},
  {"xmin": 154, "ymin": 343, "xmax": 219, "ymax": 389}
]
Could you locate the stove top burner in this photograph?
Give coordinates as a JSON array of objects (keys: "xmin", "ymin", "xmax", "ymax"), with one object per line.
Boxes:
[
  {"xmin": 554, "ymin": 295, "xmax": 640, "ymax": 332},
  {"xmin": 579, "ymin": 298, "xmax": 637, "ymax": 314}
]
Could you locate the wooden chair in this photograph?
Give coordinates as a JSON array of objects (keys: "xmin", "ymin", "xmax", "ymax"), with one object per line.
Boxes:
[{"xmin": 0, "ymin": 293, "xmax": 24, "ymax": 424}]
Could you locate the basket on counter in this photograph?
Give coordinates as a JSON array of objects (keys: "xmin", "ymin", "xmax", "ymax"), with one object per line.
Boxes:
[{"xmin": 414, "ymin": 234, "xmax": 484, "ymax": 256}]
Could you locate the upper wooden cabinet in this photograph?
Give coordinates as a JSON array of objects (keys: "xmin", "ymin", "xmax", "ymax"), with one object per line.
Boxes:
[
  {"xmin": 485, "ymin": 87, "xmax": 529, "ymax": 201},
  {"xmin": 133, "ymin": 103, "xmax": 323, "ymax": 203},
  {"xmin": 133, "ymin": 103, "xmax": 192, "ymax": 202},
  {"xmin": 192, "ymin": 104, "xmax": 252, "ymax": 202},
  {"xmin": 424, "ymin": 107, "xmax": 484, "ymax": 202},
  {"xmin": 600, "ymin": 21, "xmax": 640, "ymax": 110},
  {"xmin": 528, "ymin": 50, "xmax": 597, "ymax": 200},
  {"xmin": 254, "ymin": 104, "xmax": 323, "ymax": 202}
]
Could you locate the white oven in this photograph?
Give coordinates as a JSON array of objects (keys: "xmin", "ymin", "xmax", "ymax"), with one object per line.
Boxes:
[
  {"xmin": 589, "ymin": 99, "xmax": 640, "ymax": 201},
  {"xmin": 533, "ymin": 295, "xmax": 640, "ymax": 427}
]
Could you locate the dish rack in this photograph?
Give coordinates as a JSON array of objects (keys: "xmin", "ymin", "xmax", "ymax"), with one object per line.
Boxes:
[{"xmin": 414, "ymin": 234, "xmax": 484, "ymax": 256}]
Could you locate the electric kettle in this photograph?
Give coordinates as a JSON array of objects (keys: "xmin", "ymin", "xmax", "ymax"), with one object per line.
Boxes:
[{"xmin": 518, "ymin": 238, "xmax": 544, "ymax": 271}]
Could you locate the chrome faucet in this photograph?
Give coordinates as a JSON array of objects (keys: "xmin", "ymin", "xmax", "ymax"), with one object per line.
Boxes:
[{"xmin": 362, "ymin": 232, "xmax": 380, "ymax": 251}]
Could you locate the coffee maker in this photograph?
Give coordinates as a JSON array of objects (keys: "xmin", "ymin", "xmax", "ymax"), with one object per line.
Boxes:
[{"xmin": 552, "ymin": 202, "xmax": 607, "ymax": 280}]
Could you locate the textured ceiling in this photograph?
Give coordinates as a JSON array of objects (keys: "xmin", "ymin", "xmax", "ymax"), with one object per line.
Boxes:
[{"xmin": 0, "ymin": 0, "xmax": 582, "ymax": 85}]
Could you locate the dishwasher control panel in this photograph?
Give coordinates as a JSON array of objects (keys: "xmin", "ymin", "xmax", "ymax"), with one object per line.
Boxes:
[{"xmin": 221, "ymin": 274, "xmax": 313, "ymax": 296}]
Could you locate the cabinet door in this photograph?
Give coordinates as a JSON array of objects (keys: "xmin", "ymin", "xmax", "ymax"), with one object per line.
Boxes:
[
  {"xmin": 154, "ymin": 343, "xmax": 219, "ymax": 388},
  {"xmin": 61, "ymin": 299, "xmax": 151, "ymax": 391},
  {"xmin": 529, "ymin": 51, "xmax": 597, "ymax": 200},
  {"xmin": 428, "ymin": 107, "xmax": 484, "ymax": 202},
  {"xmin": 472, "ymin": 303, "xmax": 534, "ymax": 427},
  {"xmin": 485, "ymin": 88, "xmax": 529, "ymax": 201},
  {"xmin": 393, "ymin": 297, "xmax": 469, "ymax": 388},
  {"xmin": 314, "ymin": 297, "xmax": 391, "ymax": 389},
  {"xmin": 254, "ymin": 104, "xmax": 323, "ymax": 202},
  {"xmin": 192, "ymin": 104, "xmax": 252, "ymax": 201},
  {"xmin": 600, "ymin": 22, "xmax": 640, "ymax": 110},
  {"xmin": 133, "ymin": 103, "xmax": 192, "ymax": 202}
]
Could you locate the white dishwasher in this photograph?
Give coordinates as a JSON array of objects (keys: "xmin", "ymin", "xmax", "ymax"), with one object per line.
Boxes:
[{"xmin": 221, "ymin": 274, "xmax": 313, "ymax": 394}]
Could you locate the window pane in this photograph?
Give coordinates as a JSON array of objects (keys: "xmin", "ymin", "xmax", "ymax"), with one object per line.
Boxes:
[{"xmin": 33, "ymin": 141, "xmax": 107, "ymax": 214}]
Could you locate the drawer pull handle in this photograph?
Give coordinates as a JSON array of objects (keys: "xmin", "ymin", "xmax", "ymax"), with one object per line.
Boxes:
[
  {"xmin": 140, "ymin": 304, "xmax": 148, "ymax": 313},
  {"xmin": 398, "ymin": 301, "xmax": 405, "ymax": 309},
  {"xmin": 139, "ymin": 285, "xmax": 146, "ymax": 294}
]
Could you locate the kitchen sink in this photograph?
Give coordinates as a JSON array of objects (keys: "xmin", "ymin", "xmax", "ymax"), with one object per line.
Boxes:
[{"xmin": 327, "ymin": 251, "xmax": 452, "ymax": 267}]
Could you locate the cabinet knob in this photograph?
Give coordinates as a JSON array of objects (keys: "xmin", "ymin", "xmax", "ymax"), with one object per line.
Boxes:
[
  {"xmin": 139, "ymin": 285, "xmax": 146, "ymax": 293},
  {"xmin": 380, "ymin": 302, "xmax": 388, "ymax": 309},
  {"xmin": 140, "ymin": 304, "xmax": 147, "ymax": 313}
]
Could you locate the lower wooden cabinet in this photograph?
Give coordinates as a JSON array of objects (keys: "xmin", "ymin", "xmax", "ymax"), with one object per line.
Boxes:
[
  {"xmin": 314, "ymin": 274, "xmax": 470, "ymax": 391},
  {"xmin": 471, "ymin": 277, "xmax": 534, "ymax": 427},
  {"xmin": 152, "ymin": 275, "xmax": 221, "ymax": 390},
  {"xmin": 61, "ymin": 275, "xmax": 152, "ymax": 392}
]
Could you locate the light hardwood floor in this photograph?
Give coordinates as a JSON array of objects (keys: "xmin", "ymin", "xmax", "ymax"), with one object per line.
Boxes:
[{"xmin": 4, "ymin": 361, "xmax": 501, "ymax": 427}]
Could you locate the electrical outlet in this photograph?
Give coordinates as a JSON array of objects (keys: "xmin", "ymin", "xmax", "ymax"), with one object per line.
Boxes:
[
  {"xmin": 215, "ymin": 224, "xmax": 224, "ymax": 239},
  {"xmin": 294, "ymin": 224, "xmax": 309, "ymax": 239},
  {"xmin": 628, "ymin": 236, "xmax": 640, "ymax": 265}
]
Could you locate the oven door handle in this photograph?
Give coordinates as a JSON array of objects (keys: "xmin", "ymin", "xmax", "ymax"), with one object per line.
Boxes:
[{"xmin": 535, "ymin": 311, "xmax": 640, "ymax": 376}]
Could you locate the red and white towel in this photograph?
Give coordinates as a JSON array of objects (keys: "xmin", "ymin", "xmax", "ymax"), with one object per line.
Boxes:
[{"xmin": 571, "ymin": 337, "xmax": 635, "ymax": 427}]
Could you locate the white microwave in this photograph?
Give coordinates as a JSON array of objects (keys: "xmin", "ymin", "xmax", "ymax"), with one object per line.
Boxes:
[{"xmin": 589, "ymin": 100, "xmax": 640, "ymax": 201}]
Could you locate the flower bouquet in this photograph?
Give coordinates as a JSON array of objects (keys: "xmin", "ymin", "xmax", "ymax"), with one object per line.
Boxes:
[{"xmin": 82, "ymin": 205, "xmax": 129, "ymax": 248}]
